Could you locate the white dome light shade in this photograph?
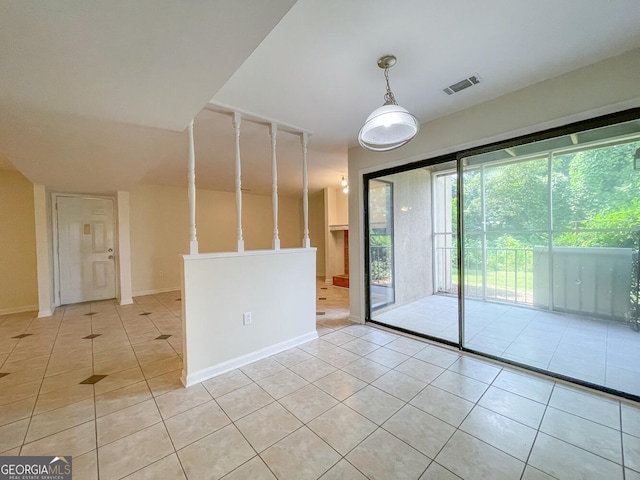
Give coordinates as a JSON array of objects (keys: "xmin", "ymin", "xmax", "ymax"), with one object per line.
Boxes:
[{"xmin": 358, "ymin": 104, "xmax": 420, "ymax": 152}]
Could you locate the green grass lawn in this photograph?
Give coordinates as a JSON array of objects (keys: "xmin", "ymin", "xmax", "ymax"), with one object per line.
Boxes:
[{"xmin": 459, "ymin": 269, "xmax": 534, "ymax": 303}]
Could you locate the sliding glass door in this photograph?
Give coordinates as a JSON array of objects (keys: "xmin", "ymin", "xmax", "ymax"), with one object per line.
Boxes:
[
  {"xmin": 368, "ymin": 180, "xmax": 394, "ymax": 309},
  {"xmin": 364, "ymin": 109, "xmax": 640, "ymax": 399},
  {"xmin": 365, "ymin": 160, "xmax": 459, "ymax": 344},
  {"xmin": 461, "ymin": 117, "xmax": 640, "ymax": 397}
]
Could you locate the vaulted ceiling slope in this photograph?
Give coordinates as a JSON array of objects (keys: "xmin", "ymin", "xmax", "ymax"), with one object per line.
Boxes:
[{"xmin": 1, "ymin": 1, "xmax": 639, "ymax": 195}]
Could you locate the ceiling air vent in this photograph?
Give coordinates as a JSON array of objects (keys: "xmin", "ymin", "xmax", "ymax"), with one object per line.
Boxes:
[{"xmin": 443, "ymin": 74, "xmax": 481, "ymax": 95}]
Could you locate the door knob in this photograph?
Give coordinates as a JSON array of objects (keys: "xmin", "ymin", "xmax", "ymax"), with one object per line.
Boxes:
[
  {"xmin": 108, "ymin": 255, "xmax": 114, "ymax": 260},
  {"xmin": 108, "ymin": 248, "xmax": 113, "ymax": 252}
]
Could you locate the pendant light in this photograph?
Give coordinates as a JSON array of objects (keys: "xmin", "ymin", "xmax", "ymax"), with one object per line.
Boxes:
[{"xmin": 358, "ymin": 55, "xmax": 420, "ymax": 152}]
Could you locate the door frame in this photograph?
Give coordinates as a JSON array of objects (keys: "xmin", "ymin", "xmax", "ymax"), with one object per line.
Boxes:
[
  {"xmin": 365, "ymin": 178, "xmax": 395, "ymax": 312},
  {"xmin": 363, "ymin": 154, "xmax": 459, "ymax": 347},
  {"xmin": 51, "ymin": 192, "xmax": 119, "ymax": 306}
]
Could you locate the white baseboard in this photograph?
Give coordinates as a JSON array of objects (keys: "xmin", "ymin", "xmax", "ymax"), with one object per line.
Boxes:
[
  {"xmin": 0, "ymin": 304, "xmax": 39, "ymax": 316},
  {"xmin": 132, "ymin": 286, "xmax": 180, "ymax": 297},
  {"xmin": 38, "ymin": 308, "xmax": 54, "ymax": 318},
  {"xmin": 181, "ymin": 330, "xmax": 319, "ymax": 387},
  {"xmin": 349, "ymin": 314, "xmax": 363, "ymax": 324}
]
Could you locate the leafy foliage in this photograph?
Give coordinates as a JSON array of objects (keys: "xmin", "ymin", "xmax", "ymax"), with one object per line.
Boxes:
[
  {"xmin": 460, "ymin": 139, "xmax": 640, "ymax": 315},
  {"xmin": 484, "ymin": 158, "xmax": 549, "ymax": 232},
  {"xmin": 370, "ymin": 235, "xmax": 391, "ymax": 283},
  {"xmin": 463, "ymin": 141, "xmax": 640, "ymax": 248}
]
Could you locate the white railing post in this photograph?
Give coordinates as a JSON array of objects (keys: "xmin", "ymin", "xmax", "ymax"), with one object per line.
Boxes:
[
  {"xmin": 187, "ymin": 119, "xmax": 198, "ymax": 254},
  {"xmin": 233, "ymin": 112, "xmax": 244, "ymax": 252},
  {"xmin": 271, "ymin": 123, "xmax": 280, "ymax": 250},
  {"xmin": 301, "ymin": 132, "xmax": 310, "ymax": 248}
]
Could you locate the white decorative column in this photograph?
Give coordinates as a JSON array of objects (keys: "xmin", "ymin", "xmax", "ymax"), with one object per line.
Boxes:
[
  {"xmin": 301, "ymin": 132, "xmax": 311, "ymax": 248},
  {"xmin": 233, "ymin": 112, "xmax": 245, "ymax": 252},
  {"xmin": 187, "ymin": 120, "xmax": 198, "ymax": 255},
  {"xmin": 116, "ymin": 191, "xmax": 133, "ymax": 305},
  {"xmin": 270, "ymin": 123, "xmax": 280, "ymax": 250},
  {"xmin": 33, "ymin": 184, "xmax": 54, "ymax": 317}
]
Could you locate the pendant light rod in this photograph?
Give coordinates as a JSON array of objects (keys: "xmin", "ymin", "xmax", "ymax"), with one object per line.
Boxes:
[
  {"xmin": 358, "ymin": 54, "xmax": 420, "ymax": 152},
  {"xmin": 379, "ymin": 55, "xmax": 398, "ymax": 106}
]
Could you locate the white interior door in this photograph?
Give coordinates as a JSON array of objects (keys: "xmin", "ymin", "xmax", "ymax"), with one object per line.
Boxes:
[{"xmin": 57, "ymin": 196, "xmax": 116, "ymax": 304}]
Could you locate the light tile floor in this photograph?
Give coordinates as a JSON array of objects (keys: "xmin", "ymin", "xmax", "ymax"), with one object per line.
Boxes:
[
  {"xmin": 375, "ymin": 295, "xmax": 640, "ymax": 397},
  {"xmin": 0, "ymin": 282, "xmax": 639, "ymax": 479}
]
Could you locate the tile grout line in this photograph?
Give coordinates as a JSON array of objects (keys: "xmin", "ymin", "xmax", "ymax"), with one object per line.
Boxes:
[
  {"xmin": 530, "ymin": 386, "xmax": 630, "ymax": 474},
  {"xmin": 278, "ymin": 327, "xmax": 443, "ymax": 478},
  {"xmin": 159, "ymin": 313, "xmax": 623, "ymax": 477},
  {"xmin": 326, "ymin": 324, "xmax": 461, "ymax": 478},
  {"xmin": 99, "ymin": 294, "xmax": 184, "ymax": 478},
  {"xmin": 96, "ymin": 297, "xmax": 141, "ymax": 479},
  {"xmin": 427, "ymin": 362, "xmax": 540, "ymax": 478},
  {"xmin": 7, "ymin": 285, "xmax": 636, "ymax": 479},
  {"xmin": 171, "ymin": 297, "xmax": 627, "ymax": 477},
  {"xmin": 620, "ymin": 401, "xmax": 627, "ymax": 480},
  {"xmin": 226, "ymin": 327, "xmax": 366, "ymax": 478},
  {"xmin": 519, "ymin": 382, "xmax": 557, "ymax": 480},
  {"xmin": 90, "ymin": 300, "xmax": 100, "ymax": 480},
  {"xmin": 326, "ymin": 324, "xmax": 557, "ymax": 478},
  {"xmin": 224, "ymin": 404, "xmax": 277, "ymax": 480},
  {"xmin": 126, "ymin": 298, "xmax": 184, "ymax": 477},
  {"xmin": 17, "ymin": 304, "xmax": 66, "ymax": 456}
]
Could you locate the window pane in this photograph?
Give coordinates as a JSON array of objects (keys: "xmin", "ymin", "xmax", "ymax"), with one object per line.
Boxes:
[
  {"xmin": 462, "ymin": 119, "xmax": 640, "ymax": 397},
  {"xmin": 366, "ymin": 161, "xmax": 459, "ymax": 343}
]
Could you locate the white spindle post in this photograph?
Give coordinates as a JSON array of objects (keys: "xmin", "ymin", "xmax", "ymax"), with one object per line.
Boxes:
[
  {"xmin": 301, "ymin": 132, "xmax": 310, "ymax": 248},
  {"xmin": 187, "ymin": 119, "xmax": 198, "ymax": 254},
  {"xmin": 233, "ymin": 112, "xmax": 244, "ymax": 252},
  {"xmin": 270, "ymin": 123, "xmax": 280, "ymax": 250}
]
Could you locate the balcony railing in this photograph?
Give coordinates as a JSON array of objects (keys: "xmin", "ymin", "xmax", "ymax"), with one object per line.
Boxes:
[
  {"xmin": 435, "ymin": 245, "xmax": 534, "ymax": 305},
  {"xmin": 436, "ymin": 244, "xmax": 638, "ymax": 323},
  {"xmin": 463, "ymin": 247, "xmax": 534, "ymax": 304}
]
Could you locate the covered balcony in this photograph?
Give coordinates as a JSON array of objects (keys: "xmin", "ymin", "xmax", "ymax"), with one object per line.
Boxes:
[{"xmin": 365, "ymin": 117, "xmax": 640, "ymax": 398}]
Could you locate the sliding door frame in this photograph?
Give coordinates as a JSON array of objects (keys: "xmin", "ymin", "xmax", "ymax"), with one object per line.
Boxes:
[
  {"xmin": 456, "ymin": 107, "xmax": 640, "ymax": 402},
  {"xmin": 362, "ymin": 106, "xmax": 640, "ymax": 402},
  {"xmin": 365, "ymin": 178, "xmax": 396, "ymax": 311},
  {"xmin": 363, "ymin": 154, "xmax": 459, "ymax": 346}
]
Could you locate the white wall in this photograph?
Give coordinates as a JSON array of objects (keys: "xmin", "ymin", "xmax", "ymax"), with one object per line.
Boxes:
[
  {"xmin": 33, "ymin": 184, "xmax": 55, "ymax": 317},
  {"xmin": 309, "ymin": 190, "xmax": 326, "ymax": 277},
  {"xmin": 1, "ymin": 177, "xmax": 305, "ymax": 313},
  {"xmin": 324, "ymin": 187, "xmax": 349, "ymax": 282},
  {"xmin": 348, "ymin": 49, "xmax": 640, "ymax": 323},
  {"xmin": 129, "ymin": 184, "xmax": 303, "ymax": 295},
  {"xmin": 116, "ymin": 191, "xmax": 133, "ymax": 305},
  {"xmin": 327, "ymin": 187, "xmax": 348, "ymax": 226},
  {"xmin": 326, "ymin": 230, "xmax": 345, "ymax": 281},
  {"xmin": 380, "ymin": 169, "xmax": 433, "ymax": 307},
  {"xmin": 0, "ymin": 169, "xmax": 38, "ymax": 314},
  {"xmin": 181, "ymin": 249, "xmax": 317, "ymax": 386}
]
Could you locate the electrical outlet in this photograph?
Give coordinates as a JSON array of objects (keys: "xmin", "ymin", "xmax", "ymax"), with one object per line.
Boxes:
[{"xmin": 243, "ymin": 312, "xmax": 252, "ymax": 325}]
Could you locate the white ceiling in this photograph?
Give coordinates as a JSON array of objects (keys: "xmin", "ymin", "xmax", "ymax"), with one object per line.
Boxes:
[{"xmin": 1, "ymin": 0, "xmax": 639, "ymax": 195}]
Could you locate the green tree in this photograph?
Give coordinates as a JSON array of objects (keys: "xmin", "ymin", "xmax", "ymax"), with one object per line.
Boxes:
[
  {"xmin": 462, "ymin": 170, "xmax": 482, "ymax": 233},
  {"xmin": 484, "ymin": 158, "xmax": 549, "ymax": 234},
  {"xmin": 555, "ymin": 141, "xmax": 640, "ymax": 230}
]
